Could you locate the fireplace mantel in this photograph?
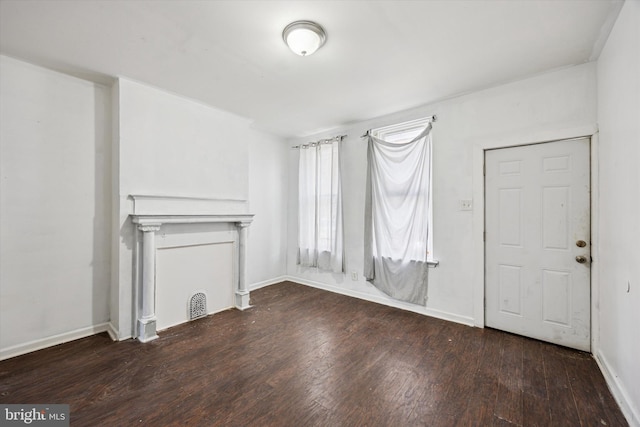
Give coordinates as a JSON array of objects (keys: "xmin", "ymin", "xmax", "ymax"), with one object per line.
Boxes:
[
  {"xmin": 133, "ymin": 214, "xmax": 254, "ymax": 226},
  {"xmin": 130, "ymin": 195, "xmax": 254, "ymax": 343}
]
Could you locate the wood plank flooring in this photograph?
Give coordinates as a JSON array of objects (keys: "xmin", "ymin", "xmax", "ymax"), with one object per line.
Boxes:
[{"xmin": 0, "ymin": 281, "xmax": 627, "ymax": 426}]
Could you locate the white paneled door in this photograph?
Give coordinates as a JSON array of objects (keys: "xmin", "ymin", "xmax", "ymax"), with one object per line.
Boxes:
[{"xmin": 485, "ymin": 138, "xmax": 591, "ymax": 351}]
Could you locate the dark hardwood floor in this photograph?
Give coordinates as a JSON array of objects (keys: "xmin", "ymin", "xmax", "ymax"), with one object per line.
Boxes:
[{"xmin": 0, "ymin": 281, "xmax": 627, "ymax": 426}]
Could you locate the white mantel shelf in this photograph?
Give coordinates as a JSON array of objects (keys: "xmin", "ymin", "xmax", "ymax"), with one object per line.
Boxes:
[
  {"xmin": 129, "ymin": 195, "xmax": 254, "ymax": 343},
  {"xmin": 132, "ymin": 214, "xmax": 254, "ymax": 226}
]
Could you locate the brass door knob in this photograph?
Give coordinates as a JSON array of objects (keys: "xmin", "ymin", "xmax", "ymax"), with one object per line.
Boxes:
[
  {"xmin": 576, "ymin": 256, "xmax": 588, "ymax": 264},
  {"xmin": 576, "ymin": 240, "xmax": 587, "ymax": 247}
]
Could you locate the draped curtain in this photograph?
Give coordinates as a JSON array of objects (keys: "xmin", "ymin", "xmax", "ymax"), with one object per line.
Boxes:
[
  {"xmin": 298, "ymin": 140, "xmax": 344, "ymax": 273},
  {"xmin": 364, "ymin": 124, "xmax": 432, "ymax": 304}
]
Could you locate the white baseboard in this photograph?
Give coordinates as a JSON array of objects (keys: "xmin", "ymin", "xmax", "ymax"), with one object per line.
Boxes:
[
  {"xmin": 0, "ymin": 322, "xmax": 113, "ymax": 361},
  {"xmin": 594, "ymin": 349, "xmax": 640, "ymax": 427},
  {"xmin": 106, "ymin": 322, "xmax": 119, "ymax": 341},
  {"xmin": 156, "ymin": 305, "xmax": 235, "ymax": 333},
  {"xmin": 286, "ymin": 276, "xmax": 475, "ymax": 327},
  {"xmin": 249, "ymin": 276, "xmax": 288, "ymax": 291}
]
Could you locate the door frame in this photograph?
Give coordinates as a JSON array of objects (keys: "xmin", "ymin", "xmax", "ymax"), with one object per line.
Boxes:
[{"xmin": 471, "ymin": 124, "xmax": 600, "ymax": 351}]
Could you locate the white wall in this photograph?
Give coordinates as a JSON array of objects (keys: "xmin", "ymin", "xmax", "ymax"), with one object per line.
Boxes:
[
  {"xmin": 287, "ymin": 62, "xmax": 597, "ymax": 324},
  {"xmin": 248, "ymin": 134, "xmax": 289, "ymax": 288},
  {"xmin": 596, "ymin": 1, "xmax": 640, "ymax": 424},
  {"xmin": 0, "ymin": 55, "xmax": 112, "ymax": 359},
  {"xmin": 117, "ymin": 79, "xmax": 250, "ymax": 198},
  {"xmin": 112, "ymin": 78, "xmax": 288, "ymax": 339}
]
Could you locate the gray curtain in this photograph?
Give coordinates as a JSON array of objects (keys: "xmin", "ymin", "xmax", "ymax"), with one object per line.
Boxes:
[{"xmin": 364, "ymin": 124, "xmax": 432, "ymax": 304}]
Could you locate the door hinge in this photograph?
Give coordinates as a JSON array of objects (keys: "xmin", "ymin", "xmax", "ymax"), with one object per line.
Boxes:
[
  {"xmin": 483, "ymin": 231, "xmax": 486, "ymax": 242},
  {"xmin": 483, "ymin": 163, "xmax": 486, "ymax": 176}
]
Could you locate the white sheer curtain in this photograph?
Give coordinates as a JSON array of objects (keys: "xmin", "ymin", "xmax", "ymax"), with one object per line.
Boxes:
[
  {"xmin": 298, "ymin": 139, "xmax": 344, "ymax": 273},
  {"xmin": 364, "ymin": 124, "xmax": 432, "ymax": 304}
]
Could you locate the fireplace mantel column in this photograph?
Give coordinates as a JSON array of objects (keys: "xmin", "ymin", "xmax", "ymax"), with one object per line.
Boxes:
[
  {"xmin": 138, "ymin": 223, "xmax": 161, "ymax": 342},
  {"xmin": 235, "ymin": 221, "xmax": 252, "ymax": 310}
]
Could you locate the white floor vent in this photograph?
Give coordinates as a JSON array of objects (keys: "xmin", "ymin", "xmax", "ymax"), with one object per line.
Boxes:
[{"xmin": 189, "ymin": 292, "xmax": 207, "ymax": 320}]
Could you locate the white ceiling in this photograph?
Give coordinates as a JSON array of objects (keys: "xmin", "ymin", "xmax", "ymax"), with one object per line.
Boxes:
[{"xmin": 0, "ymin": 0, "xmax": 623, "ymax": 138}]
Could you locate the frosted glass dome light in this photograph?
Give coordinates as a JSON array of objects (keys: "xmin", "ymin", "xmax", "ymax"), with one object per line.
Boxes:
[{"xmin": 283, "ymin": 21, "xmax": 326, "ymax": 56}]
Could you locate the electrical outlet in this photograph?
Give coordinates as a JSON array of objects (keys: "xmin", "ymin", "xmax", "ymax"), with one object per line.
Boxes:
[
  {"xmin": 460, "ymin": 199, "xmax": 473, "ymax": 211},
  {"xmin": 351, "ymin": 271, "xmax": 358, "ymax": 281}
]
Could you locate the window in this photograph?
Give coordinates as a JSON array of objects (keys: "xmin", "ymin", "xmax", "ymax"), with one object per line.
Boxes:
[
  {"xmin": 371, "ymin": 117, "xmax": 434, "ymax": 261},
  {"xmin": 364, "ymin": 116, "xmax": 434, "ymax": 305},
  {"xmin": 297, "ymin": 138, "xmax": 343, "ymax": 273}
]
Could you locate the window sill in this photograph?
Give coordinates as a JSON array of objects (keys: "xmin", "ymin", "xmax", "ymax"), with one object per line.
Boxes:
[{"xmin": 427, "ymin": 260, "xmax": 439, "ymax": 268}]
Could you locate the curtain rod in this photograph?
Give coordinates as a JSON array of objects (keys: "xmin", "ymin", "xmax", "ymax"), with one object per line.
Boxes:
[
  {"xmin": 360, "ymin": 114, "xmax": 437, "ymax": 138},
  {"xmin": 291, "ymin": 134, "xmax": 347, "ymax": 149}
]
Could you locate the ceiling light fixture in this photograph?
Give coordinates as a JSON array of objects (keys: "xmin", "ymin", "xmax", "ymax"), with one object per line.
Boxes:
[{"xmin": 282, "ymin": 20, "xmax": 326, "ymax": 56}]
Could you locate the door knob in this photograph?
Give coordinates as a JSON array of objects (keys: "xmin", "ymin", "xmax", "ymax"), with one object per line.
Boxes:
[
  {"xmin": 576, "ymin": 255, "xmax": 588, "ymax": 264},
  {"xmin": 576, "ymin": 240, "xmax": 587, "ymax": 247}
]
